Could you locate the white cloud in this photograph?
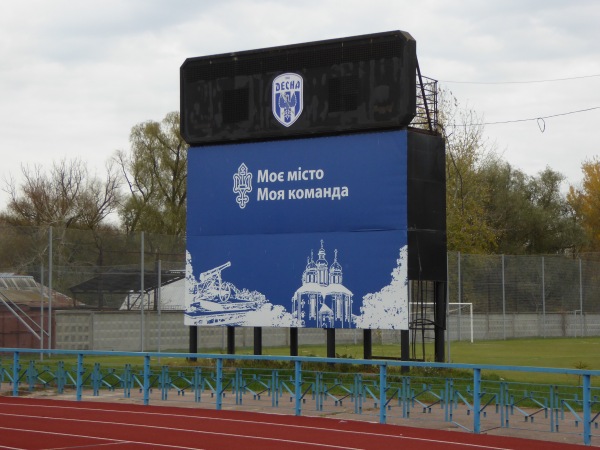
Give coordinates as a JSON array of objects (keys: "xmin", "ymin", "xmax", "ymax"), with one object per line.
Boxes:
[{"xmin": 1, "ymin": 0, "xmax": 599, "ymax": 208}]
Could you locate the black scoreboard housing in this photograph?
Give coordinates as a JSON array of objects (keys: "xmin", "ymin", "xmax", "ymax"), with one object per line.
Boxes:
[
  {"xmin": 180, "ymin": 30, "xmax": 417, "ymax": 145},
  {"xmin": 181, "ymin": 30, "xmax": 447, "ymax": 360}
]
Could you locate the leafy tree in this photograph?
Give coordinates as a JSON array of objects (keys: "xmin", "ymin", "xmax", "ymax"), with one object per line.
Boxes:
[
  {"xmin": 568, "ymin": 157, "xmax": 600, "ymax": 251},
  {"xmin": 436, "ymin": 89, "xmax": 582, "ymax": 255},
  {"xmin": 116, "ymin": 111, "xmax": 188, "ymax": 237},
  {"xmin": 483, "ymin": 162, "xmax": 584, "ymax": 254},
  {"xmin": 438, "ymin": 89, "xmax": 498, "ymax": 253}
]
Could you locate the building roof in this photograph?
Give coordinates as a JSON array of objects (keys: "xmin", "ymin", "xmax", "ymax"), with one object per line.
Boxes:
[{"xmin": 69, "ymin": 268, "xmax": 184, "ymax": 295}]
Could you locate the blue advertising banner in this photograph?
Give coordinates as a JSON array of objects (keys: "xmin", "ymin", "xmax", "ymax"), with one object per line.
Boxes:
[{"xmin": 186, "ymin": 130, "xmax": 409, "ymax": 329}]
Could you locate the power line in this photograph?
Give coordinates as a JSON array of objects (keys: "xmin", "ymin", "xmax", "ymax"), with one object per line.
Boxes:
[
  {"xmin": 448, "ymin": 106, "xmax": 600, "ymax": 130},
  {"xmin": 484, "ymin": 106, "xmax": 600, "ymax": 125},
  {"xmin": 440, "ymin": 73, "xmax": 600, "ymax": 85}
]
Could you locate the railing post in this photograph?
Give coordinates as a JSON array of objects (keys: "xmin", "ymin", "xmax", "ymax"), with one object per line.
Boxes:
[
  {"xmin": 295, "ymin": 360, "xmax": 302, "ymax": 416},
  {"xmin": 583, "ymin": 373, "xmax": 591, "ymax": 446},
  {"xmin": 76, "ymin": 353, "xmax": 84, "ymax": 401},
  {"xmin": 216, "ymin": 358, "xmax": 223, "ymax": 411},
  {"xmin": 12, "ymin": 351, "xmax": 20, "ymax": 397},
  {"xmin": 379, "ymin": 363, "xmax": 387, "ymax": 424},
  {"xmin": 143, "ymin": 354, "xmax": 150, "ymax": 405},
  {"xmin": 473, "ymin": 368, "xmax": 481, "ymax": 434}
]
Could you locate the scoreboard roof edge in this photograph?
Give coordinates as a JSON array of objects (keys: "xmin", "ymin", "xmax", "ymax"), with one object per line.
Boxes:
[
  {"xmin": 180, "ymin": 30, "xmax": 415, "ymax": 66},
  {"xmin": 180, "ymin": 30, "xmax": 417, "ymax": 146}
]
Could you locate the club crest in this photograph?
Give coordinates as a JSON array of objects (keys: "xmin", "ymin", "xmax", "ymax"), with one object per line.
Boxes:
[
  {"xmin": 233, "ymin": 163, "xmax": 252, "ymax": 209},
  {"xmin": 272, "ymin": 73, "xmax": 303, "ymax": 127}
]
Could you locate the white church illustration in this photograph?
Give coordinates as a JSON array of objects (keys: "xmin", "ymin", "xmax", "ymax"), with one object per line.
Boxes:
[{"xmin": 291, "ymin": 241, "xmax": 354, "ymax": 328}]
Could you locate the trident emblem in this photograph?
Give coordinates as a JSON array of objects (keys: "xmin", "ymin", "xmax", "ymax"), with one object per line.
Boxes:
[{"xmin": 233, "ymin": 163, "xmax": 252, "ymax": 209}]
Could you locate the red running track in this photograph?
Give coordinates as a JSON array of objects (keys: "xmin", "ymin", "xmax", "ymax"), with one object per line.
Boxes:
[{"xmin": 0, "ymin": 397, "xmax": 585, "ymax": 450}]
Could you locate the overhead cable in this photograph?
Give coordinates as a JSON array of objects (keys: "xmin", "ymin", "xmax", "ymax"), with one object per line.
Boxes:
[{"xmin": 440, "ymin": 73, "xmax": 600, "ymax": 85}]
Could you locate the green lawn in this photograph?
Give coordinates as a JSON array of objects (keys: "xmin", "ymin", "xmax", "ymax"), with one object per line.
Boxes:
[
  {"xmin": 6, "ymin": 337, "xmax": 600, "ymax": 386},
  {"xmin": 234, "ymin": 337, "xmax": 600, "ymax": 385}
]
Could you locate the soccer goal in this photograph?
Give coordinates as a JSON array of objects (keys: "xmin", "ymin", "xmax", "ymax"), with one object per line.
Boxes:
[{"xmin": 409, "ymin": 302, "xmax": 473, "ymax": 343}]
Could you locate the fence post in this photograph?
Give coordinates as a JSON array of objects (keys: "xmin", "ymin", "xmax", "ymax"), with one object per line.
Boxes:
[
  {"xmin": 473, "ymin": 368, "xmax": 481, "ymax": 434},
  {"xmin": 294, "ymin": 360, "xmax": 302, "ymax": 416},
  {"xmin": 579, "ymin": 258, "xmax": 584, "ymax": 337},
  {"xmin": 140, "ymin": 231, "xmax": 145, "ymax": 352},
  {"xmin": 40, "ymin": 263, "xmax": 44, "ymax": 360},
  {"xmin": 457, "ymin": 252, "xmax": 461, "ymax": 341},
  {"xmin": 379, "ymin": 363, "xmax": 387, "ymax": 424},
  {"xmin": 541, "ymin": 256, "xmax": 546, "ymax": 338},
  {"xmin": 12, "ymin": 352, "xmax": 20, "ymax": 397},
  {"xmin": 76, "ymin": 353, "xmax": 84, "ymax": 401},
  {"xmin": 143, "ymin": 354, "xmax": 150, "ymax": 405},
  {"xmin": 48, "ymin": 226, "xmax": 52, "ymax": 352},
  {"xmin": 583, "ymin": 373, "xmax": 591, "ymax": 446},
  {"xmin": 501, "ymin": 254, "xmax": 506, "ymax": 340},
  {"xmin": 158, "ymin": 259, "xmax": 162, "ymax": 354},
  {"xmin": 216, "ymin": 357, "xmax": 223, "ymax": 410},
  {"xmin": 446, "ymin": 252, "xmax": 450, "ymax": 362}
]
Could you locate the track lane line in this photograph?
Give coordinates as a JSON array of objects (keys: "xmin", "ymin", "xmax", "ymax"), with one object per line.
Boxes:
[
  {"xmin": 0, "ymin": 402, "xmax": 518, "ymax": 450},
  {"xmin": 0, "ymin": 425, "xmax": 201, "ymax": 450},
  {"xmin": 0, "ymin": 444, "xmax": 26, "ymax": 450},
  {"xmin": 0, "ymin": 413, "xmax": 365, "ymax": 450}
]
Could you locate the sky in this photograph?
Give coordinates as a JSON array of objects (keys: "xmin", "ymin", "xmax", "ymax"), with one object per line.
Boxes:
[{"xmin": 1, "ymin": 0, "xmax": 599, "ymax": 209}]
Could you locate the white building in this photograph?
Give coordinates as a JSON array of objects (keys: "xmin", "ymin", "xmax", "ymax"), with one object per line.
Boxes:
[{"xmin": 291, "ymin": 241, "xmax": 353, "ymax": 328}]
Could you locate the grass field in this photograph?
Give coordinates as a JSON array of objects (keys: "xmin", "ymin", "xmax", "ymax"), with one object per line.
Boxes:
[
  {"xmin": 233, "ymin": 336, "xmax": 600, "ymax": 385},
  {"xmin": 7, "ymin": 337, "xmax": 600, "ymax": 387}
]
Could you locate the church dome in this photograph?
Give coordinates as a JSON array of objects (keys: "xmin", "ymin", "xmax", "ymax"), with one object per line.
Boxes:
[
  {"xmin": 316, "ymin": 240, "xmax": 328, "ymax": 267},
  {"xmin": 329, "ymin": 249, "xmax": 342, "ymax": 275},
  {"xmin": 302, "ymin": 251, "xmax": 318, "ymax": 284}
]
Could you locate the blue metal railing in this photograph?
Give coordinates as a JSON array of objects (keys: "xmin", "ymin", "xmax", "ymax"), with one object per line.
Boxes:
[{"xmin": 1, "ymin": 348, "xmax": 598, "ymax": 446}]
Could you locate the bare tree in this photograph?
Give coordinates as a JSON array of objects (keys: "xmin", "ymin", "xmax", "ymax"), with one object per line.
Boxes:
[{"xmin": 2, "ymin": 158, "xmax": 121, "ymax": 229}]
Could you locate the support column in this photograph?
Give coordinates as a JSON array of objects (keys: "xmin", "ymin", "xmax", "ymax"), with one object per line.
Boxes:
[
  {"xmin": 363, "ymin": 329, "xmax": 372, "ymax": 359},
  {"xmin": 227, "ymin": 326, "xmax": 235, "ymax": 354},
  {"xmin": 290, "ymin": 327, "xmax": 298, "ymax": 356},
  {"xmin": 400, "ymin": 329, "xmax": 410, "ymax": 374},
  {"xmin": 434, "ymin": 281, "xmax": 446, "ymax": 363},
  {"xmin": 326, "ymin": 328, "xmax": 335, "ymax": 359},
  {"xmin": 253, "ymin": 327, "xmax": 262, "ymax": 355},
  {"xmin": 188, "ymin": 326, "xmax": 198, "ymax": 362}
]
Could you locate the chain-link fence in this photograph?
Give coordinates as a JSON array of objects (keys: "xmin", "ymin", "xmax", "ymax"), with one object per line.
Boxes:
[
  {"xmin": 447, "ymin": 252, "xmax": 600, "ymax": 341},
  {"xmin": 0, "ymin": 225, "xmax": 186, "ymax": 310},
  {"xmin": 448, "ymin": 252, "xmax": 600, "ymax": 314},
  {"xmin": 3, "ymin": 225, "xmax": 600, "ymax": 349}
]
